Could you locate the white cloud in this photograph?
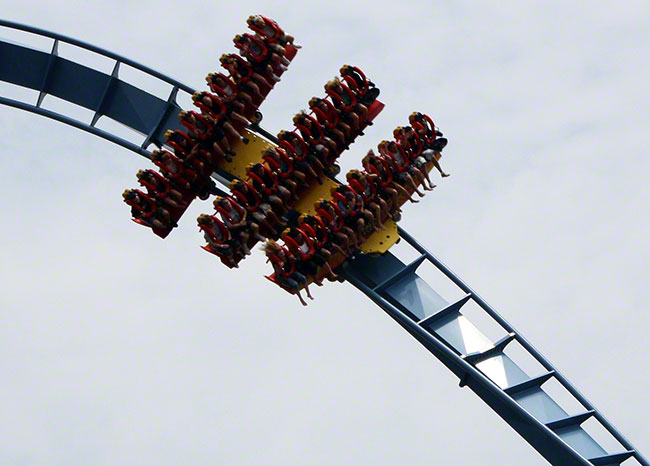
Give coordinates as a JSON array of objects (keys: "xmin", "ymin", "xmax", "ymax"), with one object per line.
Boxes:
[{"xmin": 1, "ymin": 1, "xmax": 648, "ymax": 465}]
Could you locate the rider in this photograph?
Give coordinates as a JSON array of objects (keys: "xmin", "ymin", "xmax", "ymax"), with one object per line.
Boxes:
[
  {"xmin": 394, "ymin": 126, "xmax": 436, "ymax": 190},
  {"xmin": 246, "ymin": 162, "xmax": 291, "ymax": 215},
  {"xmin": 339, "ymin": 65, "xmax": 379, "ymax": 106},
  {"xmin": 178, "ymin": 109, "xmax": 211, "ymax": 140},
  {"xmin": 213, "ymin": 196, "xmax": 254, "ymax": 255},
  {"xmin": 283, "ymin": 226, "xmax": 339, "ymax": 285},
  {"xmin": 293, "ymin": 111, "xmax": 339, "ymax": 166},
  {"xmin": 362, "ymin": 149, "xmax": 417, "ymax": 206},
  {"xmin": 324, "ymin": 77, "xmax": 369, "ymax": 133},
  {"xmin": 122, "ymin": 189, "xmax": 173, "ymax": 230},
  {"xmin": 164, "ymin": 129, "xmax": 194, "ymax": 158},
  {"xmin": 261, "ymin": 147, "xmax": 301, "ymax": 199},
  {"xmin": 315, "ymin": 198, "xmax": 359, "ymax": 253},
  {"xmin": 340, "ymin": 65, "xmax": 371, "ymax": 92},
  {"xmin": 394, "ymin": 125, "xmax": 423, "ymax": 156},
  {"xmin": 233, "ymin": 34, "xmax": 284, "ymax": 81},
  {"xmin": 332, "ymin": 185, "xmax": 376, "ymax": 238},
  {"xmin": 264, "ymin": 239, "xmax": 313, "ymax": 306},
  {"xmin": 278, "ymin": 130, "xmax": 323, "ymax": 183},
  {"xmin": 378, "ymin": 140, "xmax": 426, "ymax": 197},
  {"xmin": 280, "ymin": 227, "xmax": 320, "ymax": 283},
  {"xmin": 234, "ymin": 33, "xmax": 288, "ymax": 72},
  {"xmin": 150, "ymin": 149, "xmax": 193, "ymax": 190},
  {"xmin": 178, "ymin": 110, "xmax": 232, "ymax": 162},
  {"xmin": 308, "ymin": 97, "xmax": 350, "ymax": 150},
  {"xmin": 220, "ymin": 53, "xmax": 274, "ymax": 91},
  {"xmin": 409, "ymin": 112, "xmax": 450, "ymax": 177},
  {"xmin": 246, "ymin": 15, "xmax": 301, "ymax": 49},
  {"xmin": 218, "ymin": 56, "xmax": 265, "ymax": 102},
  {"xmin": 347, "ymin": 169, "xmax": 387, "ymax": 230},
  {"xmin": 363, "ymin": 168, "xmax": 401, "ymax": 220},
  {"xmin": 206, "ymin": 72, "xmax": 255, "ymax": 111},
  {"xmin": 164, "ymin": 130, "xmax": 223, "ymax": 184},
  {"xmin": 230, "ymin": 179, "xmax": 283, "ymax": 237},
  {"xmin": 197, "ymin": 214, "xmax": 240, "ymax": 267},
  {"xmin": 205, "ymin": 73, "xmax": 247, "ymax": 107},
  {"xmin": 136, "ymin": 169, "xmax": 185, "ymax": 209},
  {"xmin": 298, "ymin": 212, "xmax": 347, "ymax": 258},
  {"xmin": 192, "ymin": 91, "xmax": 250, "ymax": 145},
  {"xmin": 408, "ymin": 112, "xmax": 444, "ymax": 144}
]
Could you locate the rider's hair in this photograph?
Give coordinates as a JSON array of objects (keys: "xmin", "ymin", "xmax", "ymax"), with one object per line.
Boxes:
[
  {"xmin": 263, "ymin": 239, "xmax": 281, "ymax": 255},
  {"xmin": 197, "ymin": 214, "xmax": 212, "ymax": 225}
]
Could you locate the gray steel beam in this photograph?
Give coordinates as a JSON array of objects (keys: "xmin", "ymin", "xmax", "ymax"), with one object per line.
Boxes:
[
  {"xmin": 0, "ymin": 21, "xmax": 188, "ymax": 152},
  {"xmin": 344, "ymin": 269, "xmax": 595, "ymax": 466},
  {"xmin": 396, "ymin": 227, "xmax": 648, "ymax": 465}
]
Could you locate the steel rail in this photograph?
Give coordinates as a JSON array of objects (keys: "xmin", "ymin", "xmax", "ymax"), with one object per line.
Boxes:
[
  {"xmin": 0, "ymin": 19, "xmax": 194, "ymax": 94},
  {"xmin": 397, "ymin": 226, "xmax": 648, "ymax": 465}
]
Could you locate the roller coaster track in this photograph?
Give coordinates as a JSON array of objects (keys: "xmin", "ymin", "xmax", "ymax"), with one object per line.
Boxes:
[
  {"xmin": 0, "ymin": 19, "xmax": 647, "ymax": 466},
  {"xmin": 0, "ymin": 19, "xmax": 190, "ymax": 157}
]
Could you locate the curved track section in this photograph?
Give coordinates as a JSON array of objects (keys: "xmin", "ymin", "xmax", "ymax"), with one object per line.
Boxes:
[
  {"xmin": 0, "ymin": 19, "xmax": 647, "ymax": 466},
  {"xmin": 344, "ymin": 228, "xmax": 648, "ymax": 466},
  {"xmin": 0, "ymin": 19, "xmax": 192, "ymax": 158}
]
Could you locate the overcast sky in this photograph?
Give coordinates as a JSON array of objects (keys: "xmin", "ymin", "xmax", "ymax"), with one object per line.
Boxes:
[{"xmin": 1, "ymin": 1, "xmax": 649, "ymax": 465}]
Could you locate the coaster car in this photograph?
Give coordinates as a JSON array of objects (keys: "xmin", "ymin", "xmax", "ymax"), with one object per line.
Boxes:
[
  {"xmin": 125, "ymin": 15, "xmax": 303, "ymax": 240},
  {"xmin": 264, "ymin": 113, "xmax": 450, "ymax": 301},
  {"xmin": 198, "ymin": 67, "xmax": 386, "ymax": 268}
]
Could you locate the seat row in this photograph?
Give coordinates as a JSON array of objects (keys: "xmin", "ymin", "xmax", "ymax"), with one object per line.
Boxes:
[
  {"xmin": 264, "ymin": 113, "xmax": 450, "ymax": 306},
  {"xmin": 198, "ymin": 66, "xmax": 383, "ymax": 267},
  {"xmin": 123, "ymin": 15, "xmax": 298, "ymax": 238}
]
